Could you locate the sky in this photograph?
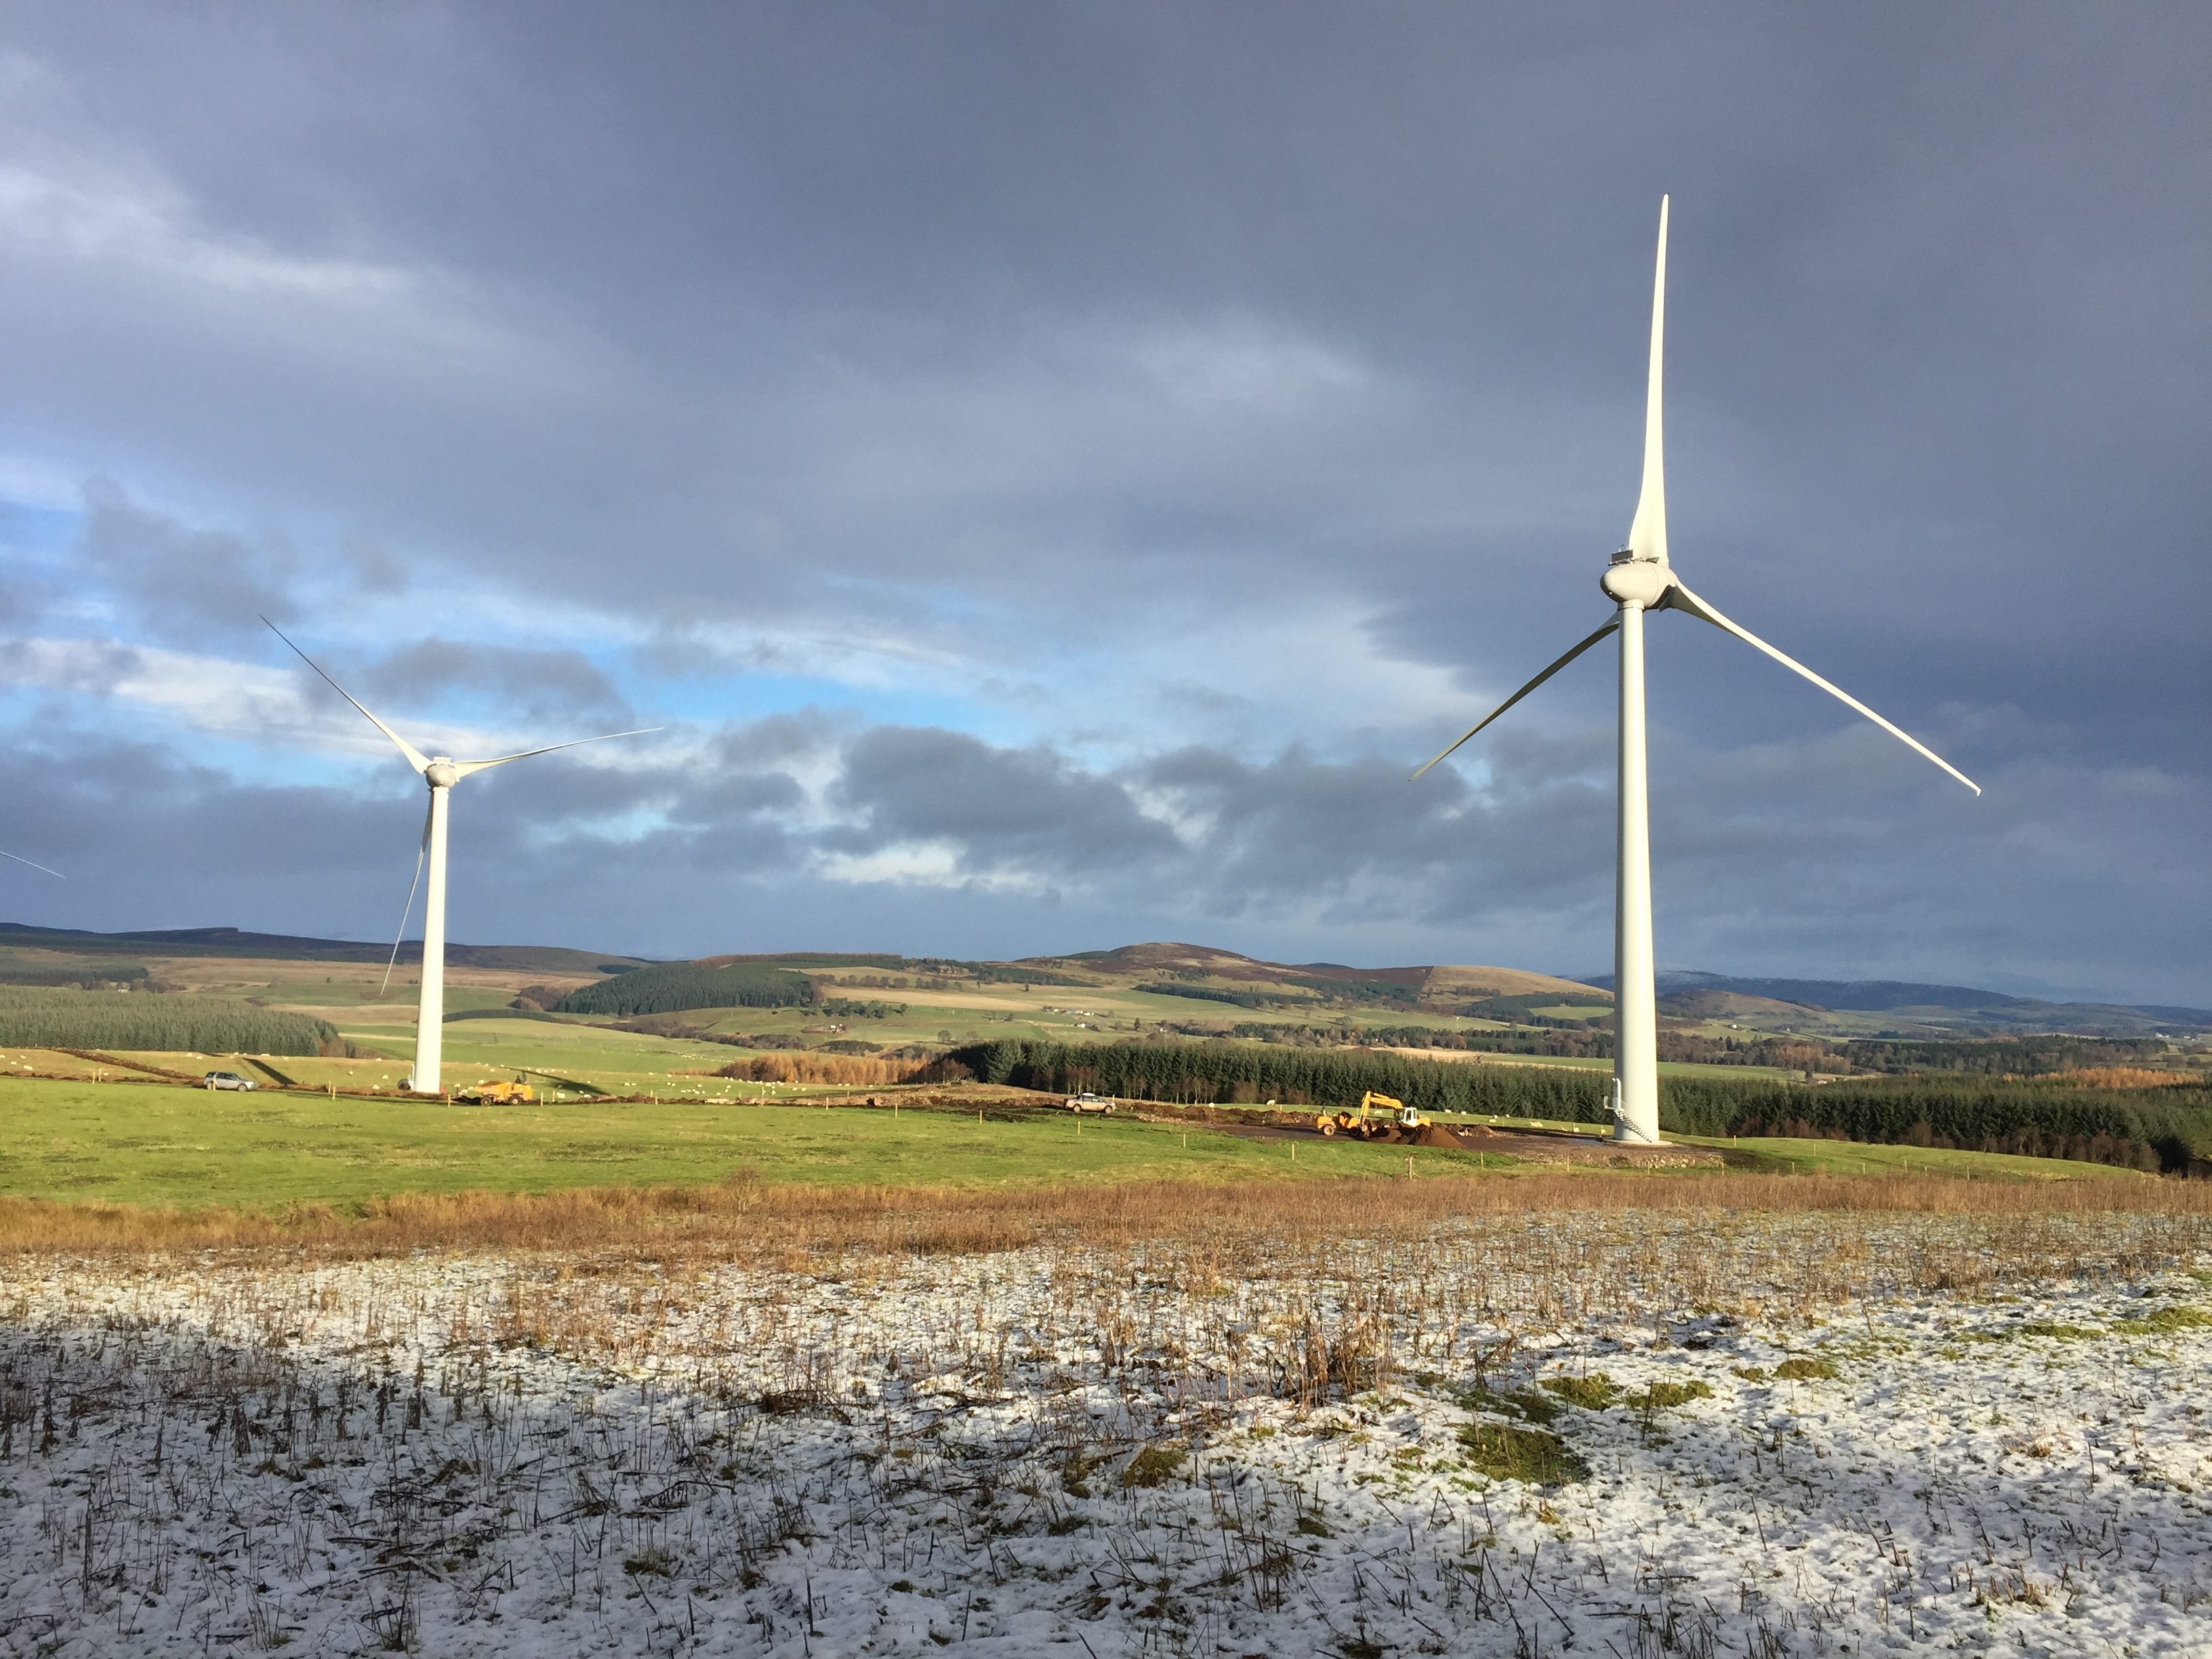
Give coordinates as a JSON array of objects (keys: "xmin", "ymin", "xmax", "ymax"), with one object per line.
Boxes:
[{"xmin": 0, "ymin": 3, "xmax": 2205, "ymax": 1002}]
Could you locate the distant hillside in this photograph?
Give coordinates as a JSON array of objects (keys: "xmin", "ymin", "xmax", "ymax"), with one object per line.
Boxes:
[
  {"xmin": 1585, "ymin": 968, "xmax": 2212, "ymax": 1038},
  {"xmin": 1421, "ymin": 963, "xmax": 1603, "ymax": 1002},
  {"xmin": 1024, "ymin": 943, "xmax": 1593, "ymax": 1004},
  {"xmin": 1656, "ymin": 987, "xmax": 1822, "ymax": 1021},
  {"xmin": 0, "ymin": 922, "xmax": 650, "ymax": 977}
]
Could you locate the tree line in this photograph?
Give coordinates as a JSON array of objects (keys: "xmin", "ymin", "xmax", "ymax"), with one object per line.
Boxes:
[
  {"xmin": 1836, "ymin": 1036, "xmax": 2169, "ymax": 1075},
  {"xmin": 941, "ymin": 1038, "xmax": 2212, "ymax": 1174},
  {"xmin": 554, "ymin": 962, "xmax": 817, "ymax": 1017},
  {"xmin": 0, "ymin": 986, "xmax": 345, "ymax": 1056}
]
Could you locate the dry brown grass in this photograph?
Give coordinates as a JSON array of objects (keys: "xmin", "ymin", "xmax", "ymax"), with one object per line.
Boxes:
[
  {"xmin": 721, "ymin": 1051, "xmax": 923, "ymax": 1084},
  {"xmin": 3, "ymin": 1167, "xmax": 2206, "ymax": 1263}
]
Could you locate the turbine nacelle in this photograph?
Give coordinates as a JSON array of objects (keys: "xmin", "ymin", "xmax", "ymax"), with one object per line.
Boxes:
[
  {"xmin": 1600, "ymin": 558, "xmax": 1674, "ymax": 608},
  {"xmin": 424, "ymin": 759, "xmax": 459, "ymax": 788}
]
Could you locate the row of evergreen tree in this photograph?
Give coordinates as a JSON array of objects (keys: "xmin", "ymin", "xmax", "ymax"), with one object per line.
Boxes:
[
  {"xmin": 554, "ymin": 962, "xmax": 816, "ymax": 1017},
  {"xmin": 1837, "ymin": 1036, "xmax": 2168, "ymax": 1074},
  {"xmin": 0, "ymin": 986, "xmax": 343, "ymax": 1055},
  {"xmin": 943, "ymin": 1038, "xmax": 2212, "ymax": 1174}
]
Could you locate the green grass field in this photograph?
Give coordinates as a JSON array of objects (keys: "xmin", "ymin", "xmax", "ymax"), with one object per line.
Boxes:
[
  {"xmin": 0, "ymin": 1078, "xmax": 2138, "ymax": 1211},
  {"xmin": 0, "ymin": 1077, "xmax": 1509, "ymax": 1207}
]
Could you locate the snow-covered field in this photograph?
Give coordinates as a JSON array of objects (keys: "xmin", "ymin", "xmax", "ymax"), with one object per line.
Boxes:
[{"xmin": 2, "ymin": 1210, "xmax": 2208, "ymax": 1656}]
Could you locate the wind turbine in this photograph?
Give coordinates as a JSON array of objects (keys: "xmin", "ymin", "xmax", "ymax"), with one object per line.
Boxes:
[
  {"xmin": 1413, "ymin": 198, "xmax": 1979, "ymax": 1145},
  {"xmin": 266, "ymin": 619, "xmax": 657, "ymax": 1096}
]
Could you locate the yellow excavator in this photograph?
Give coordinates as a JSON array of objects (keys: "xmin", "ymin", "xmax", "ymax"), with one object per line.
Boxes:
[
  {"xmin": 1315, "ymin": 1090, "xmax": 1429, "ymax": 1142},
  {"xmin": 453, "ymin": 1076, "xmax": 536, "ymax": 1105}
]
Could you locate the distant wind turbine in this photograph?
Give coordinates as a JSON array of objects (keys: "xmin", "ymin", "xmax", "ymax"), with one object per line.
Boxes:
[
  {"xmin": 1412, "ymin": 198, "xmax": 1979, "ymax": 1145},
  {"xmin": 266, "ymin": 619, "xmax": 657, "ymax": 1095}
]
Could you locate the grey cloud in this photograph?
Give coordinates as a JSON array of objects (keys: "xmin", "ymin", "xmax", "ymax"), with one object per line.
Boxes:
[
  {"xmin": 660, "ymin": 770, "xmax": 806, "ymax": 834},
  {"xmin": 0, "ymin": 638, "xmax": 146, "ymax": 699},
  {"xmin": 0, "ymin": 706, "xmax": 2202, "ymax": 1003},
  {"xmin": 1134, "ymin": 735, "xmax": 1634, "ymax": 934},
  {"xmin": 828, "ymin": 726, "xmax": 1182, "ymax": 876},
  {"xmin": 708, "ymin": 710, "xmax": 844, "ymax": 769},
  {"xmin": 364, "ymin": 638, "xmax": 633, "ymax": 729},
  {"xmin": 343, "ymin": 537, "xmax": 408, "ymax": 595},
  {"xmin": 75, "ymin": 478, "xmax": 298, "ymax": 642}
]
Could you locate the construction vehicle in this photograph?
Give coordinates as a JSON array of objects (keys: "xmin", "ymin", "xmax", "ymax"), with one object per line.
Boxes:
[
  {"xmin": 453, "ymin": 1076, "xmax": 536, "ymax": 1105},
  {"xmin": 1315, "ymin": 1090, "xmax": 1429, "ymax": 1142}
]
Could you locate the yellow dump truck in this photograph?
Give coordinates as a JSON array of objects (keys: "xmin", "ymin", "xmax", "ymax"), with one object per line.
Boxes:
[
  {"xmin": 1315, "ymin": 1090, "xmax": 1429, "ymax": 1142},
  {"xmin": 453, "ymin": 1076, "xmax": 536, "ymax": 1105}
]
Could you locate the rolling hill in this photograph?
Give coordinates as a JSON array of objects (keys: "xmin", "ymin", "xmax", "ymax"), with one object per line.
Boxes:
[
  {"xmin": 1584, "ymin": 968, "xmax": 2212, "ymax": 1038},
  {"xmin": 0, "ymin": 922, "xmax": 649, "ymax": 977},
  {"xmin": 1027, "ymin": 943, "xmax": 1595, "ymax": 1004},
  {"xmin": 5, "ymin": 921, "xmax": 2203, "ymax": 1041}
]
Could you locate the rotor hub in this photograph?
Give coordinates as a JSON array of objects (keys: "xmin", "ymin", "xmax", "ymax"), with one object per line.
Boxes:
[{"xmin": 424, "ymin": 759, "xmax": 458, "ymax": 788}]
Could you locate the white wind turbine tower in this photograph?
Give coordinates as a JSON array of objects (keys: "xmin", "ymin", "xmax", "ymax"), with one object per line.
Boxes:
[
  {"xmin": 1414, "ymin": 198, "xmax": 1980, "ymax": 1145},
  {"xmin": 267, "ymin": 620, "xmax": 657, "ymax": 1095}
]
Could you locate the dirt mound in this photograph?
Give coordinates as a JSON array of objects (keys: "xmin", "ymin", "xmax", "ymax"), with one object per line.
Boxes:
[{"xmin": 1413, "ymin": 1124, "xmax": 1477, "ymax": 1149}]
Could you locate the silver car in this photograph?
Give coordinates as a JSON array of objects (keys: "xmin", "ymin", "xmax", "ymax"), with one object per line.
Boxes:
[{"xmin": 202, "ymin": 1070, "xmax": 256, "ymax": 1092}]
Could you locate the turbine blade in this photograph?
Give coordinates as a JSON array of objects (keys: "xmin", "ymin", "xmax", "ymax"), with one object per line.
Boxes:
[
  {"xmin": 450, "ymin": 727, "xmax": 661, "ymax": 779},
  {"xmin": 1410, "ymin": 621, "xmax": 1620, "ymax": 781},
  {"xmin": 262, "ymin": 617, "xmax": 430, "ymax": 774},
  {"xmin": 1665, "ymin": 581, "xmax": 1981, "ymax": 795},
  {"xmin": 1623, "ymin": 195, "xmax": 1669, "ymax": 564},
  {"xmin": 0, "ymin": 848, "xmax": 63, "ymax": 879},
  {"xmin": 379, "ymin": 796, "xmax": 434, "ymax": 998}
]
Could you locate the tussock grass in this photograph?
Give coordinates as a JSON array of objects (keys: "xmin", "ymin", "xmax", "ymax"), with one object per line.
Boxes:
[
  {"xmin": 1773, "ymin": 1357, "xmax": 1839, "ymax": 1380},
  {"xmin": 2110, "ymin": 1303, "xmax": 2211, "ymax": 1335},
  {"xmin": 722, "ymin": 1051, "xmax": 928, "ymax": 1085},
  {"xmin": 1457, "ymin": 1420, "xmax": 1588, "ymax": 1484},
  {"xmin": 1540, "ymin": 1374, "xmax": 1622, "ymax": 1410}
]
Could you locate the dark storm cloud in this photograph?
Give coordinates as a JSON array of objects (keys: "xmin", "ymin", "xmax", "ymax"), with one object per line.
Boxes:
[
  {"xmin": 7, "ymin": 5, "xmax": 2200, "ymax": 667},
  {"xmin": 0, "ymin": 4, "xmax": 2201, "ymax": 996}
]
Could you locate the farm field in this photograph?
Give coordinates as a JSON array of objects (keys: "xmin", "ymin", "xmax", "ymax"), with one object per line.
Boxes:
[
  {"xmin": 0, "ymin": 1076, "xmax": 2142, "ymax": 1215},
  {"xmin": 2, "ymin": 1197, "xmax": 2207, "ymax": 1655},
  {"xmin": 0, "ymin": 1078, "xmax": 1565, "ymax": 1210}
]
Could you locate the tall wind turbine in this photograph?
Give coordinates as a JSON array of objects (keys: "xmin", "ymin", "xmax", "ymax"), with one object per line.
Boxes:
[
  {"xmin": 267, "ymin": 620, "xmax": 657, "ymax": 1095},
  {"xmin": 1413, "ymin": 198, "xmax": 1979, "ymax": 1145}
]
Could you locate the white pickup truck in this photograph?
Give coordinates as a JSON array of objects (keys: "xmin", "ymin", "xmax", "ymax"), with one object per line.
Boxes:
[{"xmin": 1063, "ymin": 1092, "xmax": 1117, "ymax": 1114}]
